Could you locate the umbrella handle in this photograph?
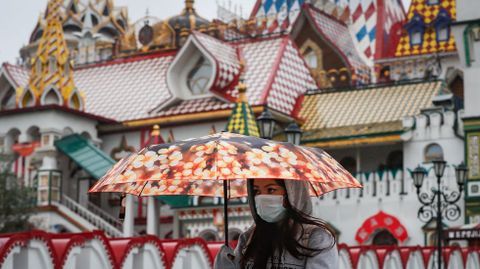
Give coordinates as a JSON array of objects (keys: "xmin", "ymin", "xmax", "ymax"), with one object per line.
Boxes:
[{"xmin": 223, "ymin": 180, "xmax": 229, "ymax": 246}]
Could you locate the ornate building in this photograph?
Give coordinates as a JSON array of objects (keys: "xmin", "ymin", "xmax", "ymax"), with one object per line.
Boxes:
[{"xmin": 0, "ymin": 0, "xmax": 479, "ymax": 268}]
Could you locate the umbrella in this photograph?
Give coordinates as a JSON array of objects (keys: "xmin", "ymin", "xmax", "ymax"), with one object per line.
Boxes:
[{"xmin": 89, "ymin": 132, "xmax": 362, "ymax": 244}]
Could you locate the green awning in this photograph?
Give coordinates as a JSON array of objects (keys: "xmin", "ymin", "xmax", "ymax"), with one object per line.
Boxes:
[
  {"xmin": 55, "ymin": 134, "xmax": 115, "ymax": 180},
  {"xmin": 157, "ymin": 195, "xmax": 191, "ymax": 208}
]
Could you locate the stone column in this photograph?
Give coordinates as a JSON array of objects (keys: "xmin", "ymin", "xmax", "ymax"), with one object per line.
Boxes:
[
  {"xmin": 146, "ymin": 196, "xmax": 159, "ymax": 236},
  {"xmin": 123, "ymin": 194, "xmax": 135, "ymax": 237}
]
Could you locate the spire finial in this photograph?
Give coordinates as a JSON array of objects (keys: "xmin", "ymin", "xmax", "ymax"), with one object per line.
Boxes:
[{"xmin": 185, "ymin": 0, "xmax": 195, "ymax": 11}]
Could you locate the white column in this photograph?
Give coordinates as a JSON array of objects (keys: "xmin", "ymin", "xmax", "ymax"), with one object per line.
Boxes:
[
  {"xmin": 123, "ymin": 194, "xmax": 135, "ymax": 237},
  {"xmin": 146, "ymin": 197, "xmax": 159, "ymax": 236}
]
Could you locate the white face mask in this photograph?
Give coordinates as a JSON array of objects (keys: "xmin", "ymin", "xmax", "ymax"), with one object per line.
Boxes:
[{"xmin": 255, "ymin": 195, "xmax": 287, "ymax": 223}]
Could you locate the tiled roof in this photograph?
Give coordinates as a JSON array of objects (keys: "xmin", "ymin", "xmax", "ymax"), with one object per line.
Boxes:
[
  {"xmin": 4, "ymin": 35, "xmax": 314, "ymax": 121},
  {"xmin": 394, "ymin": 0, "xmax": 456, "ymax": 57},
  {"xmin": 153, "ymin": 97, "xmax": 232, "ymax": 117},
  {"xmin": 192, "ymin": 32, "xmax": 241, "ymax": 99},
  {"xmin": 299, "ymin": 81, "xmax": 445, "ymax": 140},
  {"xmin": 76, "ymin": 55, "xmax": 175, "ymax": 121},
  {"xmin": 306, "ymin": 6, "xmax": 370, "ymax": 82},
  {"xmin": 225, "ymin": 88, "xmax": 260, "ymax": 137}
]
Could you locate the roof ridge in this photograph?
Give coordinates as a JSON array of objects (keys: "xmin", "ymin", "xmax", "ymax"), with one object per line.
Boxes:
[{"xmin": 306, "ymin": 79, "xmax": 441, "ymax": 95}]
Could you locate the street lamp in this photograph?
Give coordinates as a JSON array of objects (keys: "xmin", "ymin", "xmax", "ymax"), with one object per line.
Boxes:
[
  {"xmin": 412, "ymin": 161, "xmax": 468, "ymax": 269},
  {"xmin": 285, "ymin": 122, "xmax": 302, "ymax": 145},
  {"xmin": 257, "ymin": 108, "xmax": 275, "ymax": 139}
]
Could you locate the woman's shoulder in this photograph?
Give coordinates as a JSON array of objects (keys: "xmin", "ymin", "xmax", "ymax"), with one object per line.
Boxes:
[{"xmin": 301, "ymin": 224, "xmax": 335, "ymax": 249}]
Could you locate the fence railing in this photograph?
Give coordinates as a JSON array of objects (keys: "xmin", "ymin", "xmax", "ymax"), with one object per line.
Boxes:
[{"xmin": 58, "ymin": 194, "xmax": 122, "ymax": 237}]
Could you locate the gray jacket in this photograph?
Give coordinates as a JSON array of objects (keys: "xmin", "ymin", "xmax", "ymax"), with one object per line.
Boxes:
[{"xmin": 214, "ymin": 180, "xmax": 338, "ymax": 269}]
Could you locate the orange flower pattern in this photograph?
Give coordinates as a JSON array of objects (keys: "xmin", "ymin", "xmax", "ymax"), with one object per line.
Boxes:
[{"xmin": 89, "ymin": 133, "xmax": 362, "ymax": 197}]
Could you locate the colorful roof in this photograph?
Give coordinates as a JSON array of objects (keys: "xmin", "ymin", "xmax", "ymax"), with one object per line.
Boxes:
[
  {"xmin": 250, "ymin": 0, "xmax": 405, "ymax": 61},
  {"xmin": 225, "ymin": 83, "xmax": 260, "ymax": 136},
  {"xmin": 394, "ymin": 0, "xmax": 456, "ymax": 57},
  {"xmin": 17, "ymin": 0, "xmax": 83, "ymax": 109},
  {"xmin": 305, "ymin": 6, "xmax": 369, "ymax": 80},
  {"xmin": 4, "ymin": 35, "xmax": 314, "ymax": 122},
  {"xmin": 299, "ymin": 81, "xmax": 445, "ymax": 142}
]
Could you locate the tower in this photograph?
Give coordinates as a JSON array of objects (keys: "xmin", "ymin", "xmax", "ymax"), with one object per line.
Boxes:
[{"xmin": 17, "ymin": 0, "xmax": 84, "ymax": 110}]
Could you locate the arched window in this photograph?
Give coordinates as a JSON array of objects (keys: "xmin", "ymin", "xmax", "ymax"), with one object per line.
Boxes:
[
  {"xmin": 303, "ymin": 47, "xmax": 318, "ymax": 69},
  {"xmin": 372, "ymin": 230, "xmax": 398, "ymax": 246},
  {"xmin": 424, "ymin": 143, "xmax": 444, "ymax": 162},
  {"xmin": 340, "ymin": 157, "xmax": 356, "ymax": 174},
  {"xmin": 49, "ymin": 57, "xmax": 57, "ymax": 73},
  {"xmin": 187, "ymin": 57, "xmax": 212, "ymax": 95}
]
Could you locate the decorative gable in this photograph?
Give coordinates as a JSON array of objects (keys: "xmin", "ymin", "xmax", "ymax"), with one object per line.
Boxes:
[{"xmin": 394, "ymin": 0, "xmax": 456, "ymax": 57}]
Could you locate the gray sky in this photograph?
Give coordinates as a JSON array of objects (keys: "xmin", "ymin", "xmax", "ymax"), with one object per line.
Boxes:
[{"xmin": 0, "ymin": 0, "xmax": 410, "ymax": 64}]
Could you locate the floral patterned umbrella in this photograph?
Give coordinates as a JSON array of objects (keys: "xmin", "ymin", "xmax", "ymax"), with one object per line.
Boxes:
[{"xmin": 89, "ymin": 132, "xmax": 362, "ymax": 198}]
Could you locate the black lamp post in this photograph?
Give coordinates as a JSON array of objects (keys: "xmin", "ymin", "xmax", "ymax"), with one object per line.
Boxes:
[
  {"xmin": 285, "ymin": 122, "xmax": 303, "ymax": 145},
  {"xmin": 257, "ymin": 108, "xmax": 275, "ymax": 139},
  {"xmin": 257, "ymin": 108, "xmax": 303, "ymax": 145},
  {"xmin": 412, "ymin": 160, "xmax": 468, "ymax": 269}
]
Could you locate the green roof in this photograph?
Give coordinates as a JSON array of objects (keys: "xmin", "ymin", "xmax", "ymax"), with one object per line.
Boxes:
[{"xmin": 55, "ymin": 134, "xmax": 115, "ymax": 180}]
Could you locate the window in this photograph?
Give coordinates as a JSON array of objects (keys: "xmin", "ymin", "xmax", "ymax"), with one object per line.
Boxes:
[
  {"xmin": 437, "ymin": 25, "xmax": 449, "ymax": 42},
  {"xmin": 303, "ymin": 47, "xmax": 318, "ymax": 69},
  {"xmin": 427, "ymin": 0, "xmax": 439, "ymax": 5},
  {"xmin": 187, "ymin": 57, "xmax": 212, "ymax": 95},
  {"xmin": 410, "ymin": 29, "xmax": 423, "ymax": 45},
  {"xmin": 424, "ymin": 143, "xmax": 444, "ymax": 162}
]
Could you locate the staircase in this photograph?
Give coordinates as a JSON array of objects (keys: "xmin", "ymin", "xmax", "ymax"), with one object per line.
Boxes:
[{"xmin": 54, "ymin": 194, "xmax": 123, "ymax": 237}]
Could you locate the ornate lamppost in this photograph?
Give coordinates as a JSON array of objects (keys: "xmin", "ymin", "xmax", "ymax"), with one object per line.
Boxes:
[
  {"xmin": 257, "ymin": 108, "xmax": 303, "ymax": 145},
  {"xmin": 411, "ymin": 160, "xmax": 468, "ymax": 269}
]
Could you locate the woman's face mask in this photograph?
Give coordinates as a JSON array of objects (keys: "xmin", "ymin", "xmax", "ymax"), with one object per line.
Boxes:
[{"xmin": 255, "ymin": 194, "xmax": 287, "ymax": 223}]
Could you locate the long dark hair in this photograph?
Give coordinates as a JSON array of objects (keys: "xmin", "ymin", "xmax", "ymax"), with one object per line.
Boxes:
[{"xmin": 240, "ymin": 180, "xmax": 336, "ymax": 269}]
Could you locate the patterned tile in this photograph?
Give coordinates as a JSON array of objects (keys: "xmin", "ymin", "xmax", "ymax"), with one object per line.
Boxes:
[
  {"xmin": 394, "ymin": 0, "xmax": 456, "ymax": 57},
  {"xmin": 299, "ymin": 81, "xmax": 443, "ymax": 136},
  {"xmin": 193, "ymin": 32, "xmax": 241, "ymax": 99},
  {"xmin": 306, "ymin": 6, "xmax": 370, "ymax": 83},
  {"xmin": 4, "ymin": 35, "xmax": 315, "ymax": 121}
]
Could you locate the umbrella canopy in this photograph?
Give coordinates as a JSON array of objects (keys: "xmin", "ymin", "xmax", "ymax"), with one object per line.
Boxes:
[{"xmin": 89, "ymin": 132, "xmax": 361, "ymax": 197}]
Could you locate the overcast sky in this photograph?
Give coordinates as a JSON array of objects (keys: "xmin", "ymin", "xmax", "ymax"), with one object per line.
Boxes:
[{"xmin": 0, "ymin": 0, "xmax": 410, "ymax": 64}]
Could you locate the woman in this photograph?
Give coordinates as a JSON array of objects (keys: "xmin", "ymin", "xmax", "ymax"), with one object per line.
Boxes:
[{"xmin": 214, "ymin": 178, "xmax": 338, "ymax": 269}]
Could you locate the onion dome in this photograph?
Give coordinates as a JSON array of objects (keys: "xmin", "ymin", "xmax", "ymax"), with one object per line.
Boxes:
[{"xmin": 167, "ymin": 0, "xmax": 210, "ymax": 45}]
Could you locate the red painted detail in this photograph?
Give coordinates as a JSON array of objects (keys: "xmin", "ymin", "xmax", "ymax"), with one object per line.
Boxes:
[
  {"xmin": 347, "ymin": 246, "xmax": 363, "ymax": 269},
  {"xmin": 352, "ymin": 5, "xmax": 363, "ymax": 22},
  {"xmin": 364, "ymin": 3, "xmax": 376, "ymax": 20},
  {"xmin": 375, "ymin": 247, "xmax": 390, "ymax": 268},
  {"xmin": 12, "ymin": 141, "xmax": 40, "ymax": 157},
  {"xmin": 420, "ymin": 247, "xmax": 434, "ymax": 268},
  {"xmin": 398, "ymin": 247, "xmax": 413, "ymax": 268},
  {"xmin": 260, "ymin": 37, "xmax": 290, "ymax": 104},
  {"xmin": 354, "ymin": 211, "xmax": 409, "ymax": 244}
]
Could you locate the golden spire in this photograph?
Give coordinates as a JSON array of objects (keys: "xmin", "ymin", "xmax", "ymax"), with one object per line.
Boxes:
[
  {"xmin": 17, "ymin": 0, "xmax": 84, "ymax": 110},
  {"xmin": 185, "ymin": 0, "xmax": 195, "ymax": 11}
]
